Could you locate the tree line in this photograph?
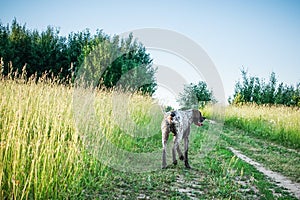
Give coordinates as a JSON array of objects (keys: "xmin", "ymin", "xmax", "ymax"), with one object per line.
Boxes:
[
  {"xmin": 175, "ymin": 69, "xmax": 299, "ymax": 109},
  {"xmin": 1, "ymin": 19, "xmax": 298, "ymax": 106},
  {"xmin": 0, "ymin": 19, "xmax": 156, "ymax": 94},
  {"xmin": 230, "ymin": 69, "xmax": 300, "ymax": 107}
]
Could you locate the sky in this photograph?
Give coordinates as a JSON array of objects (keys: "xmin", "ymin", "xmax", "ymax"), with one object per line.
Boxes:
[{"xmin": 1, "ymin": 0, "xmax": 300, "ymax": 107}]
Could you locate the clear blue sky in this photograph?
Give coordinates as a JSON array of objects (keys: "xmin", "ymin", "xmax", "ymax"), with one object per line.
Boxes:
[{"xmin": 1, "ymin": 0, "xmax": 300, "ymax": 105}]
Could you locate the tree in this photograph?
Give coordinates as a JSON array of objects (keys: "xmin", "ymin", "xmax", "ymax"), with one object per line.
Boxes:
[
  {"xmin": 177, "ymin": 81, "xmax": 213, "ymax": 109},
  {"xmin": 252, "ymin": 77, "xmax": 262, "ymax": 103},
  {"xmin": 232, "ymin": 68, "xmax": 299, "ymax": 107},
  {"xmin": 6, "ymin": 19, "xmax": 32, "ymax": 75},
  {"xmin": 164, "ymin": 105, "xmax": 174, "ymax": 112},
  {"xmin": 233, "ymin": 68, "xmax": 256, "ymax": 103},
  {"xmin": 0, "ymin": 19, "xmax": 157, "ymax": 95},
  {"xmin": 30, "ymin": 26, "xmax": 69, "ymax": 78},
  {"xmin": 0, "ymin": 22, "xmax": 10, "ymax": 73},
  {"xmin": 67, "ymin": 29, "xmax": 92, "ymax": 74},
  {"xmin": 79, "ymin": 32, "xmax": 157, "ymax": 95},
  {"xmin": 275, "ymin": 82, "xmax": 285, "ymax": 105},
  {"xmin": 0, "ymin": 19, "xmax": 70, "ymax": 79},
  {"xmin": 261, "ymin": 72, "xmax": 277, "ymax": 104}
]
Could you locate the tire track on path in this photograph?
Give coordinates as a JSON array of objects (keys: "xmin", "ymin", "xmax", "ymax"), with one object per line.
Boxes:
[{"xmin": 228, "ymin": 147, "xmax": 300, "ymax": 199}]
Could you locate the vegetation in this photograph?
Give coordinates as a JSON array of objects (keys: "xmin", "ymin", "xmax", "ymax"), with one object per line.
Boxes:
[
  {"xmin": 221, "ymin": 68, "xmax": 300, "ymax": 149},
  {"xmin": 221, "ymin": 126, "xmax": 300, "ymax": 184},
  {"xmin": 0, "ymin": 19, "xmax": 156, "ymax": 94},
  {"xmin": 230, "ymin": 68, "xmax": 300, "ymax": 106},
  {"xmin": 224, "ymin": 104, "xmax": 300, "ymax": 149},
  {"xmin": 202, "ymin": 104, "xmax": 300, "ymax": 149},
  {"xmin": 1, "ymin": 72, "xmax": 299, "ymax": 199},
  {"xmin": 0, "ymin": 71, "xmax": 160, "ymax": 199},
  {"xmin": 1, "ymin": 19, "xmax": 299, "ymax": 199},
  {"xmin": 177, "ymin": 81, "xmax": 214, "ymax": 109}
]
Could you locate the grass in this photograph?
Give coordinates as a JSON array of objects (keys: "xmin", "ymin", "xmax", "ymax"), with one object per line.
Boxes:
[
  {"xmin": 95, "ymin": 138, "xmax": 297, "ymax": 199},
  {"xmin": 1, "ymin": 74, "xmax": 299, "ymax": 199},
  {"xmin": 0, "ymin": 78, "xmax": 86, "ymax": 199},
  {"xmin": 204, "ymin": 104, "xmax": 300, "ymax": 149},
  {"xmin": 221, "ymin": 126, "xmax": 300, "ymax": 183},
  {"xmin": 0, "ymin": 74, "xmax": 164, "ymax": 199}
]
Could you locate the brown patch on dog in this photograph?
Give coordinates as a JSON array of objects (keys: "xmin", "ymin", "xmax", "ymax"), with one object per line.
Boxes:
[{"xmin": 167, "ymin": 115, "xmax": 173, "ymax": 124}]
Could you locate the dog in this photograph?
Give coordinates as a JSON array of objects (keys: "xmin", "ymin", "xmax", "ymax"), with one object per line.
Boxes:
[{"xmin": 161, "ymin": 109, "xmax": 205, "ymax": 169}]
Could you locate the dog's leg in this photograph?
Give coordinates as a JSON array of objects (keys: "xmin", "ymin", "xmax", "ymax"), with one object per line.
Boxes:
[
  {"xmin": 162, "ymin": 129, "xmax": 169, "ymax": 169},
  {"xmin": 172, "ymin": 136, "xmax": 178, "ymax": 165},
  {"xmin": 177, "ymin": 145, "xmax": 184, "ymax": 161},
  {"xmin": 184, "ymin": 137, "xmax": 190, "ymax": 168},
  {"xmin": 184, "ymin": 128, "xmax": 191, "ymax": 169}
]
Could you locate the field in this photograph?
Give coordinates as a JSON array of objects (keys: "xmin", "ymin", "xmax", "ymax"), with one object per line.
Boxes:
[
  {"xmin": 1, "ymin": 77, "xmax": 300, "ymax": 199},
  {"xmin": 224, "ymin": 105, "xmax": 300, "ymax": 149}
]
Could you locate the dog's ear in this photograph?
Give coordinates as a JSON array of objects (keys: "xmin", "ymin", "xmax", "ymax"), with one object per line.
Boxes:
[{"xmin": 170, "ymin": 111, "xmax": 176, "ymax": 117}]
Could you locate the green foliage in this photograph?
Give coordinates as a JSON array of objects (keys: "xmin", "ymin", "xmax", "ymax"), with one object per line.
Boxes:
[
  {"xmin": 164, "ymin": 105, "xmax": 174, "ymax": 112},
  {"xmin": 0, "ymin": 19, "xmax": 157, "ymax": 95},
  {"xmin": 80, "ymin": 32, "xmax": 156, "ymax": 94},
  {"xmin": 0, "ymin": 19, "xmax": 70, "ymax": 78},
  {"xmin": 177, "ymin": 81, "xmax": 214, "ymax": 109},
  {"xmin": 232, "ymin": 68, "xmax": 300, "ymax": 106}
]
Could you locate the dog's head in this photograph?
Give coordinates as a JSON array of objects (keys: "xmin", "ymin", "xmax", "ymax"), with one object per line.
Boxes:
[{"xmin": 192, "ymin": 109, "xmax": 206, "ymax": 126}]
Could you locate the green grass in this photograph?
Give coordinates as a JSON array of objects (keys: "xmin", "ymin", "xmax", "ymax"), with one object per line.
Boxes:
[
  {"xmin": 221, "ymin": 126, "xmax": 300, "ymax": 183},
  {"xmin": 1, "ymin": 76, "xmax": 299, "ymax": 199},
  {"xmin": 0, "ymin": 78, "xmax": 92, "ymax": 199},
  {"xmin": 204, "ymin": 104, "xmax": 300, "ymax": 149},
  {"xmin": 0, "ymin": 76, "xmax": 163, "ymax": 199}
]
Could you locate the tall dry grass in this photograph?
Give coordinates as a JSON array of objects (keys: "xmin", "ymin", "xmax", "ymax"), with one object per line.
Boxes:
[
  {"xmin": 0, "ymin": 71, "xmax": 163, "ymax": 199},
  {"xmin": 224, "ymin": 104, "xmax": 300, "ymax": 149},
  {"xmin": 0, "ymin": 76, "xmax": 85, "ymax": 199}
]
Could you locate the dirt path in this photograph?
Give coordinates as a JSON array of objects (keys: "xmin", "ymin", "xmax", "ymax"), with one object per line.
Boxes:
[{"xmin": 228, "ymin": 147, "xmax": 300, "ymax": 199}]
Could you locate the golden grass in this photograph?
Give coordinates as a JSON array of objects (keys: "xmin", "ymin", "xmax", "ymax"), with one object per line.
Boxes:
[
  {"xmin": 0, "ymin": 76, "xmax": 162, "ymax": 199},
  {"xmin": 224, "ymin": 104, "xmax": 300, "ymax": 149},
  {"xmin": 0, "ymin": 79, "xmax": 84, "ymax": 199}
]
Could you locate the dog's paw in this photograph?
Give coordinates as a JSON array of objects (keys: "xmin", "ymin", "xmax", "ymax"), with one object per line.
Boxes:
[{"xmin": 185, "ymin": 162, "xmax": 191, "ymax": 169}]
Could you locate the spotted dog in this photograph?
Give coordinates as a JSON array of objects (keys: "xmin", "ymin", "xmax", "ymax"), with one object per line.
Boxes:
[{"xmin": 161, "ymin": 109, "xmax": 205, "ymax": 169}]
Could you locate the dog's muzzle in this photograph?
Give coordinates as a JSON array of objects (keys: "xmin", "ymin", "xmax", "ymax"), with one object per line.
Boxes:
[{"xmin": 196, "ymin": 122, "xmax": 203, "ymax": 126}]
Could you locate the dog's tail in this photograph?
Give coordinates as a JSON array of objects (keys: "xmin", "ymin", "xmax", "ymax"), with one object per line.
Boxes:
[{"xmin": 167, "ymin": 111, "xmax": 176, "ymax": 124}]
